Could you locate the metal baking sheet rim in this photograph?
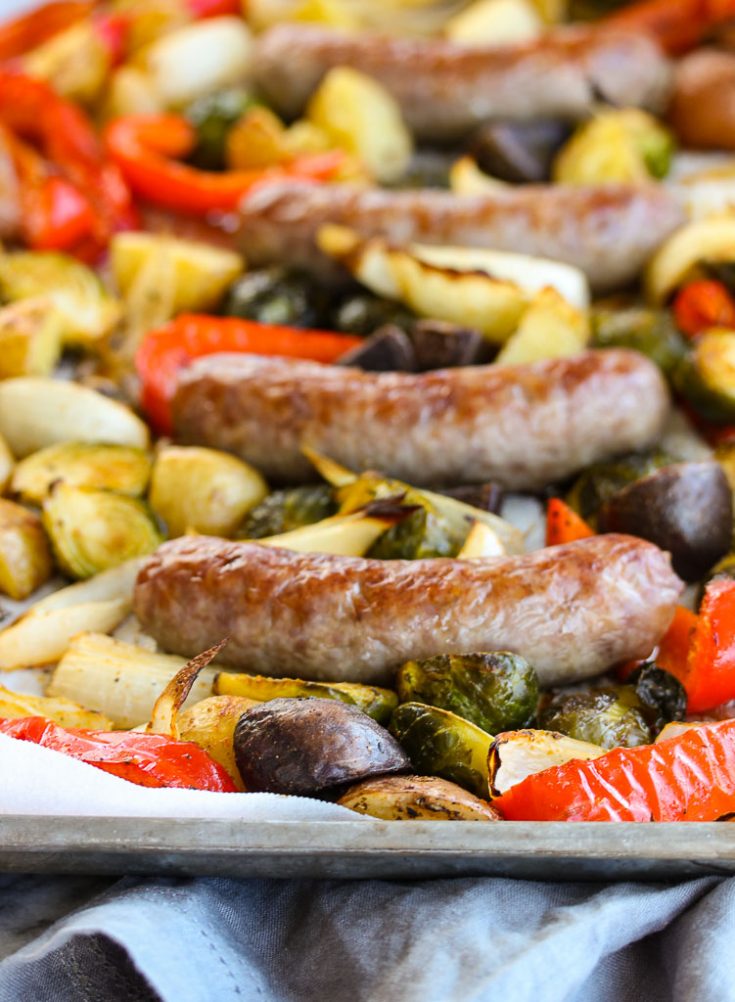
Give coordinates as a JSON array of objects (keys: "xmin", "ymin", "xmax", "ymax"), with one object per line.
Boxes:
[{"xmin": 2, "ymin": 817, "xmax": 735, "ymax": 880}]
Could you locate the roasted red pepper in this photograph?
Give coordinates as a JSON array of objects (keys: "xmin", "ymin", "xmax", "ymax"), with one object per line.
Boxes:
[
  {"xmin": 187, "ymin": 0, "xmax": 241, "ymax": 15},
  {"xmin": 0, "ymin": 1, "xmax": 94, "ymax": 64},
  {"xmin": 0, "ymin": 71, "xmax": 137, "ymax": 253},
  {"xmin": 673, "ymin": 280, "xmax": 735, "ymax": 339},
  {"xmin": 0, "ymin": 716, "xmax": 237, "ymax": 792},
  {"xmin": 136, "ymin": 314, "xmax": 363, "ymax": 433},
  {"xmin": 604, "ymin": 0, "xmax": 735, "ymax": 55},
  {"xmin": 545, "ymin": 498, "xmax": 595, "ymax": 547},
  {"xmin": 494, "ymin": 718, "xmax": 735, "ymax": 821},
  {"xmin": 105, "ymin": 114, "xmax": 345, "ymax": 216},
  {"xmin": 657, "ymin": 581, "xmax": 735, "ymax": 713}
]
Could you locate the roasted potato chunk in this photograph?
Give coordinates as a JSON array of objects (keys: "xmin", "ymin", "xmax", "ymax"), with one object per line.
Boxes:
[
  {"xmin": 338, "ymin": 774, "xmax": 501, "ymax": 820},
  {"xmin": 178, "ymin": 694, "xmax": 260, "ymax": 790}
]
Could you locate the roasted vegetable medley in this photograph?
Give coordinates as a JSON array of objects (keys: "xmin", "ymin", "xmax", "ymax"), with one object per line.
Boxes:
[{"xmin": 6, "ymin": 0, "xmax": 735, "ymax": 825}]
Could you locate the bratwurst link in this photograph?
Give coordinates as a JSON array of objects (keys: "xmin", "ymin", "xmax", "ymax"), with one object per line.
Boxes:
[
  {"xmin": 253, "ymin": 25, "xmax": 672, "ymax": 141},
  {"xmin": 173, "ymin": 350, "xmax": 670, "ymax": 491},
  {"xmin": 134, "ymin": 535, "xmax": 683, "ymax": 687},
  {"xmin": 237, "ymin": 182, "xmax": 685, "ymax": 293}
]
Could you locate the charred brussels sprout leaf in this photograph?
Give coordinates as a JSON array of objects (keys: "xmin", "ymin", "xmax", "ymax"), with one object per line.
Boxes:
[
  {"xmin": 239, "ymin": 485, "xmax": 337, "ymax": 539},
  {"xmin": 396, "ymin": 652, "xmax": 539, "ymax": 734},
  {"xmin": 592, "ymin": 308, "xmax": 687, "ymax": 377},
  {"xmin": 389, "ymin": 702, "xmax": 492, "ymax": 798},
  {"xmin": 566, "ymin": 450, "xmax": 671, "ymax": 523},
  {"xmin": 185, "ymin": 89, "xmax": 255, "ymax": 170},
  {"xmin": 368, "ymin": 505, "xmax": 456, "ymax": 559},
  {"xmin": 225, "ymin": 268, "xmax": 333, "ymax": 328},
  {"xmin": 628, "ymin": 663, "xmax": 687, "ymax": 736},
  {"xmin": 539, "ymin": 689, "xmax": 653, "ymax": 749}
]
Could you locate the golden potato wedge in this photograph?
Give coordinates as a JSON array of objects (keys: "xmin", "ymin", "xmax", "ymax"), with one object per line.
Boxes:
[
  {"xmin": 338, "ymin": 774, "xmax": 501, "ymax": 820},
  {"xmin": 178, "ymin": 694, "xmax": 260, "ymax": 790}
]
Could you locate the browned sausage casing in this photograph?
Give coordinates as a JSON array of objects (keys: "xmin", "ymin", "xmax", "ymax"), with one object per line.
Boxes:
[
  {"xmin": 237, "ymin": 182, "xmax": 685, "ymax": 293},
  {"xmin": 133, "ymin": 534, "xmax": 683, "ymax": 687},
  {"xmin": 253, "ymin": 25, "xmax": 672, "ymax": 141},
  {"xmin": 173, "ymin": 350, "xmax": 670, "ymax": 490}
]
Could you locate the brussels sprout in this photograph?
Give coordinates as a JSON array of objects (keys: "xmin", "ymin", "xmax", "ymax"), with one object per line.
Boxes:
[
  {"xmin": 149, "ymin": 445, "xmax": 267, "ymax": 538},
  {"xmin": 628, "ymin": 663, "xmax": 687, "ymax": 737},
  {"xmin": 539, "ymin": 690, "xmax": 652, "ymax": 749},
  {"xmin": 0, "ymin": 251, "xmax": 121, "ymax": 348},
  {"xmin": 225, "ymin": 267, "xmax": 333, "ymax": 329},
  {"xmin": 43, "ymin": 484, "xmax": 162, "ymax": 579},
  {"xmin": 675, "ymin": 330, "xmax": 735, "ymax": 424},
  {"xmin": 12, "ymin": 443, "xmax": 151, "ymax": 505},
  {"xmin": 565, "ymin": 450, "xmax": 671, "ymax": 523},
  {"xmin": 330, "ymin": 291, "xmax": 415, "ymax": 336},
  {"xmin": 553, "ymin": 109, "xmax": 675, "ymax": 185},
  {"xmin": 239, "ymin": 485, "xmax": 337, "ymax": 539},
  {"xmin": 215, "ymin": 671, "xmax": 397, "ymax": 724},
  {"xmin": 592, "ymin": 308, "xmax": 688, "ymax": 377},
  {"xmin": 389, "ymin": 702, "xmax": 493, "ymax": 798},
  {"xmin": 185, "ymin": 88, "xmax": 255, "ymax": 170},
  {"xmin": 396, "ymin": 652, "xmax": 539, "ymax": 734},
  {"xmin": 0, "ymin": 299, "xmax": 62, "ymax": 378},
  {"xmin": 368, "ymin": 505, "xmax": 457, "ymax": 559},
  {"xmin": 0, "ymin": 498, "xmax": 53, "ymax": 600}
]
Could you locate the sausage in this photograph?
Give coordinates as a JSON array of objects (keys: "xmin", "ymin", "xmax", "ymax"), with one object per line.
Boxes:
[
  {"xmin": 133, "ymin": 534, "xmax": 683, "ymax": 686},
  {"xmin": 172, "ymin": 349, "xmax": 670, "ymax": 490},
  {"xmin": 253, "ymin": 24, "xmax": 673, "ymax": 142},
  {"xmin": 237, "ymin": 181, "xmax": 686, "ymax": 293}
]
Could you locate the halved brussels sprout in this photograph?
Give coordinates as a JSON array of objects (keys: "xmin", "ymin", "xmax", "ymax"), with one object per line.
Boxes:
[
  {"xmin": 239, "ymin": 485, "xmax": 337, "ymax": 539},
  {"xmin": 565, "ymin": 450, "xmax": 671, "ymax": 523},
  {"xmin": 0, "ymin": 299, "xmax": 63, "ymax": 378},
  {"xmin": 12, "ymin": 443, "xmax": 151, "ymax": 505},
  {"xmin": 675, "ymin": 329, "xmax": 735, "ymax": 424},
  {"xmin": 591, "ymin": 307, "xmax": 687, "ymax": 378},
  {"xmin": 0, "ymin": 498, "xmax": 53, "ymax": 600},
  {"xmin": 397, "ymin": 652, "xmax": 539, "ymax": 734},
  {"xmin": 185, "ymin": 88, "xmax": 255, "ymax": 170},
  {"xmin": 215, "ymin": 671, "xmax": 397, "ymax": 724},
  {"xmin": 389, "ymin": 701, "xmax": 493, "ymax": 798},
  {"xmin": 149, "ymin": 445, "xmax": 267, "ymax": 538},
  {"xmin": 0, "ymin": 251, "xmax": 121, "ymax": 347},
  {"xmin": 43, "ymin": 484, "xmax": 162, "ymax": 579},
  {"xmin": 367, "ymin": 504, "xmax": 457, "ymax": 559}
]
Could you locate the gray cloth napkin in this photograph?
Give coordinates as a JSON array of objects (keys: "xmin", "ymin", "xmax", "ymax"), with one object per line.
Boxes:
[{"xmin": 1, "ymin": 872, "xmax": 733, "ymax": 1002}]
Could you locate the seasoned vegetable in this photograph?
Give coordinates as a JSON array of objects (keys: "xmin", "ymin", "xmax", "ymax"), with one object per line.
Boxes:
[
  {"xmin": 495, "ymin": 288, "xmax": 589, "ymax": 366},
  {"xmin": 566, "ymin": 450, "xmax": 671, "ymax": 523},
  {"xmin": 0, "ymin": 498, "xmax": 52, "ymax": 600},
  {"xmin": 0, "ymin": 684, "xmax": 112, "ymax": 730},
  {"xmin": 338, "ymin": 775, "xmax": 500, "ymax": 820},
  {"xmin": 149, "ymin": 445, "xmax": 267, "ymax": 538},
  {"xmin": 330, "ymin": 290, "xmax": 414, "ymax": 336},
  {"xmin": 438, "ymin": 482, "xmax": 503, "ymax": 515},
  {"xmin": 233, "ymin": 697, "xmax": 410, "ymax": 795},
  {"xmin": 254, "ymin": 506, "xmax": 406, "ymax": 556},
  {"xmin": 445, "ymin": 0, "xmax": 542, "ymax": 45},
  {"xmin": 0, "ymin": 433, "xmax": 13, "ymax": 494},
  {"xmin": 0, "ymin": 299, "xmax": 62, "ymax": 378},
  {"xmin": 225, "ymin": 268, "xmax": 333, "ymax": 329},
  {"xmin": 0, "ymin": 251, "xmax": 121, "ymax": 347},
  {"xmin": 337, "ymin": 325, "xmax": 416, "ymax": 372},
  {"xmin": 488, "ymin": 729, "xmax": 605, "ymax": 796},
  {"xmin": 307, "ymin": 67, "xmax": 413, "ymax": 184},
  {"xmin": 43, "ymin": 484, "xmax": 162, "ymax": 580},
  {"xmin": 389, "ymin": 701, "xmax": 493, "ymax": 798},
  {"xmin": 469, "ymin": 119, "xmax": 570, "ymax": 184},
  {"xmin": 11, "ymin": 443, "xmax": 151, "ymax": 505},
  {"xmin": 591, "ymin": 308, "xmax": 687, "ymax": 377},
  {"xmin": 673, "ymin": 280, "xmax": 735, "ymax": 340},
  {"xmin": 178, "ymin": 694, "xmax": 258, "ymax": 790},
  {"xmin": 409, "ymin": 320, "xmax": 491, "ymax": 371},
  {"xmin": 553, "ymin": 109, "xmax": 674, "ymax": 185},
  {"xmin": 545, "ymin": 497, "xmax": 594, "ymax": 546},
  {"xmin": 597, "ymin": 461, "xmax": 732, "ymax": 581},
  {"xmin": 240, "ymin": 485, "xmax": 336, "ymax": 538},
  {"xmin": 215, "ymin": 671, "xmax": 397, "ymax": 724},
  {"xmin": 0, "ymin": 378, "xmax": 149, "ymax": 457},
  {"xmin": 396, "ymin": 652, "xmax": 539, "ymax": 735},
  {"xmin": 675, "ymin": 330, "xmax": 735, "ymax": 424},
  {"xmin": 646, "ymin": 216, "xmax": 735, "ymax": 305},
  {"xmin": 539, "ymin": 666, "xmax": 686, "ymax": 749},
  {"xmin": 185, "ymin": 88, "xmax": 254, "ymax": 170},
  {"xmin": 225, "ymin": 106, "xmax": 293, "ymax": 171},
  {"xmin": 448, "ymin": 156, "xmax": 509, "ymax": 196},
  {"xmin": 368, "ymin": 505, "xmax": 456, "ymax": 560},
  {"xmin": 111, "ymin": 232, "xmax": 244, "ymax": 316},
  {"xmin": 455, "ymin": 520, "xmax": 505, "ymax": 558},
  {"xmin": 50, "ymin": 632, "xmax": 216, "ymax": 729}
]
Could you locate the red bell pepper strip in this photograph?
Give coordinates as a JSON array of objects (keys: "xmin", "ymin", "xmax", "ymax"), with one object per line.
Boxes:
[
  {"xmin": 545, "ymin": 498, "xmax": 595, "ymax": 547},
  {"xmin": 0, "ymin": 716, "xmax": 237, "ymax": 792},
  {"xmin": 673, "ymin": 280, "xmax": 735, "ymax": 339},
  {"xmin": 136, "ymin": 314, "xmax": 363, "ymax": 434},
  {"xmin": 0, "ymin": 1, "xmax": 95, "ymax": 64},
  {"xmin": 187, "ymin": 0, "xmax": 241, "ymax": 16},
  {"xmin": 604, "ymin": 0, "xmax": 735, "ymax": 55},
  {"xmin": 657, "ymin": 581, "xmax": 735, "ymax": 714},
  {"xmin": 91, "ymin": 12, "xmax": 130, "ymax": 66},
  {"xmin": 493, "ymin": 718, "xmax": 735, "ymax": 821},
  {"xmin": 0, "ymin": 71, "xmax": 137, "ymax": 250},
  {"xmin": 105, "ymin": 114, "xmax": 346, "ymax": 216}
]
